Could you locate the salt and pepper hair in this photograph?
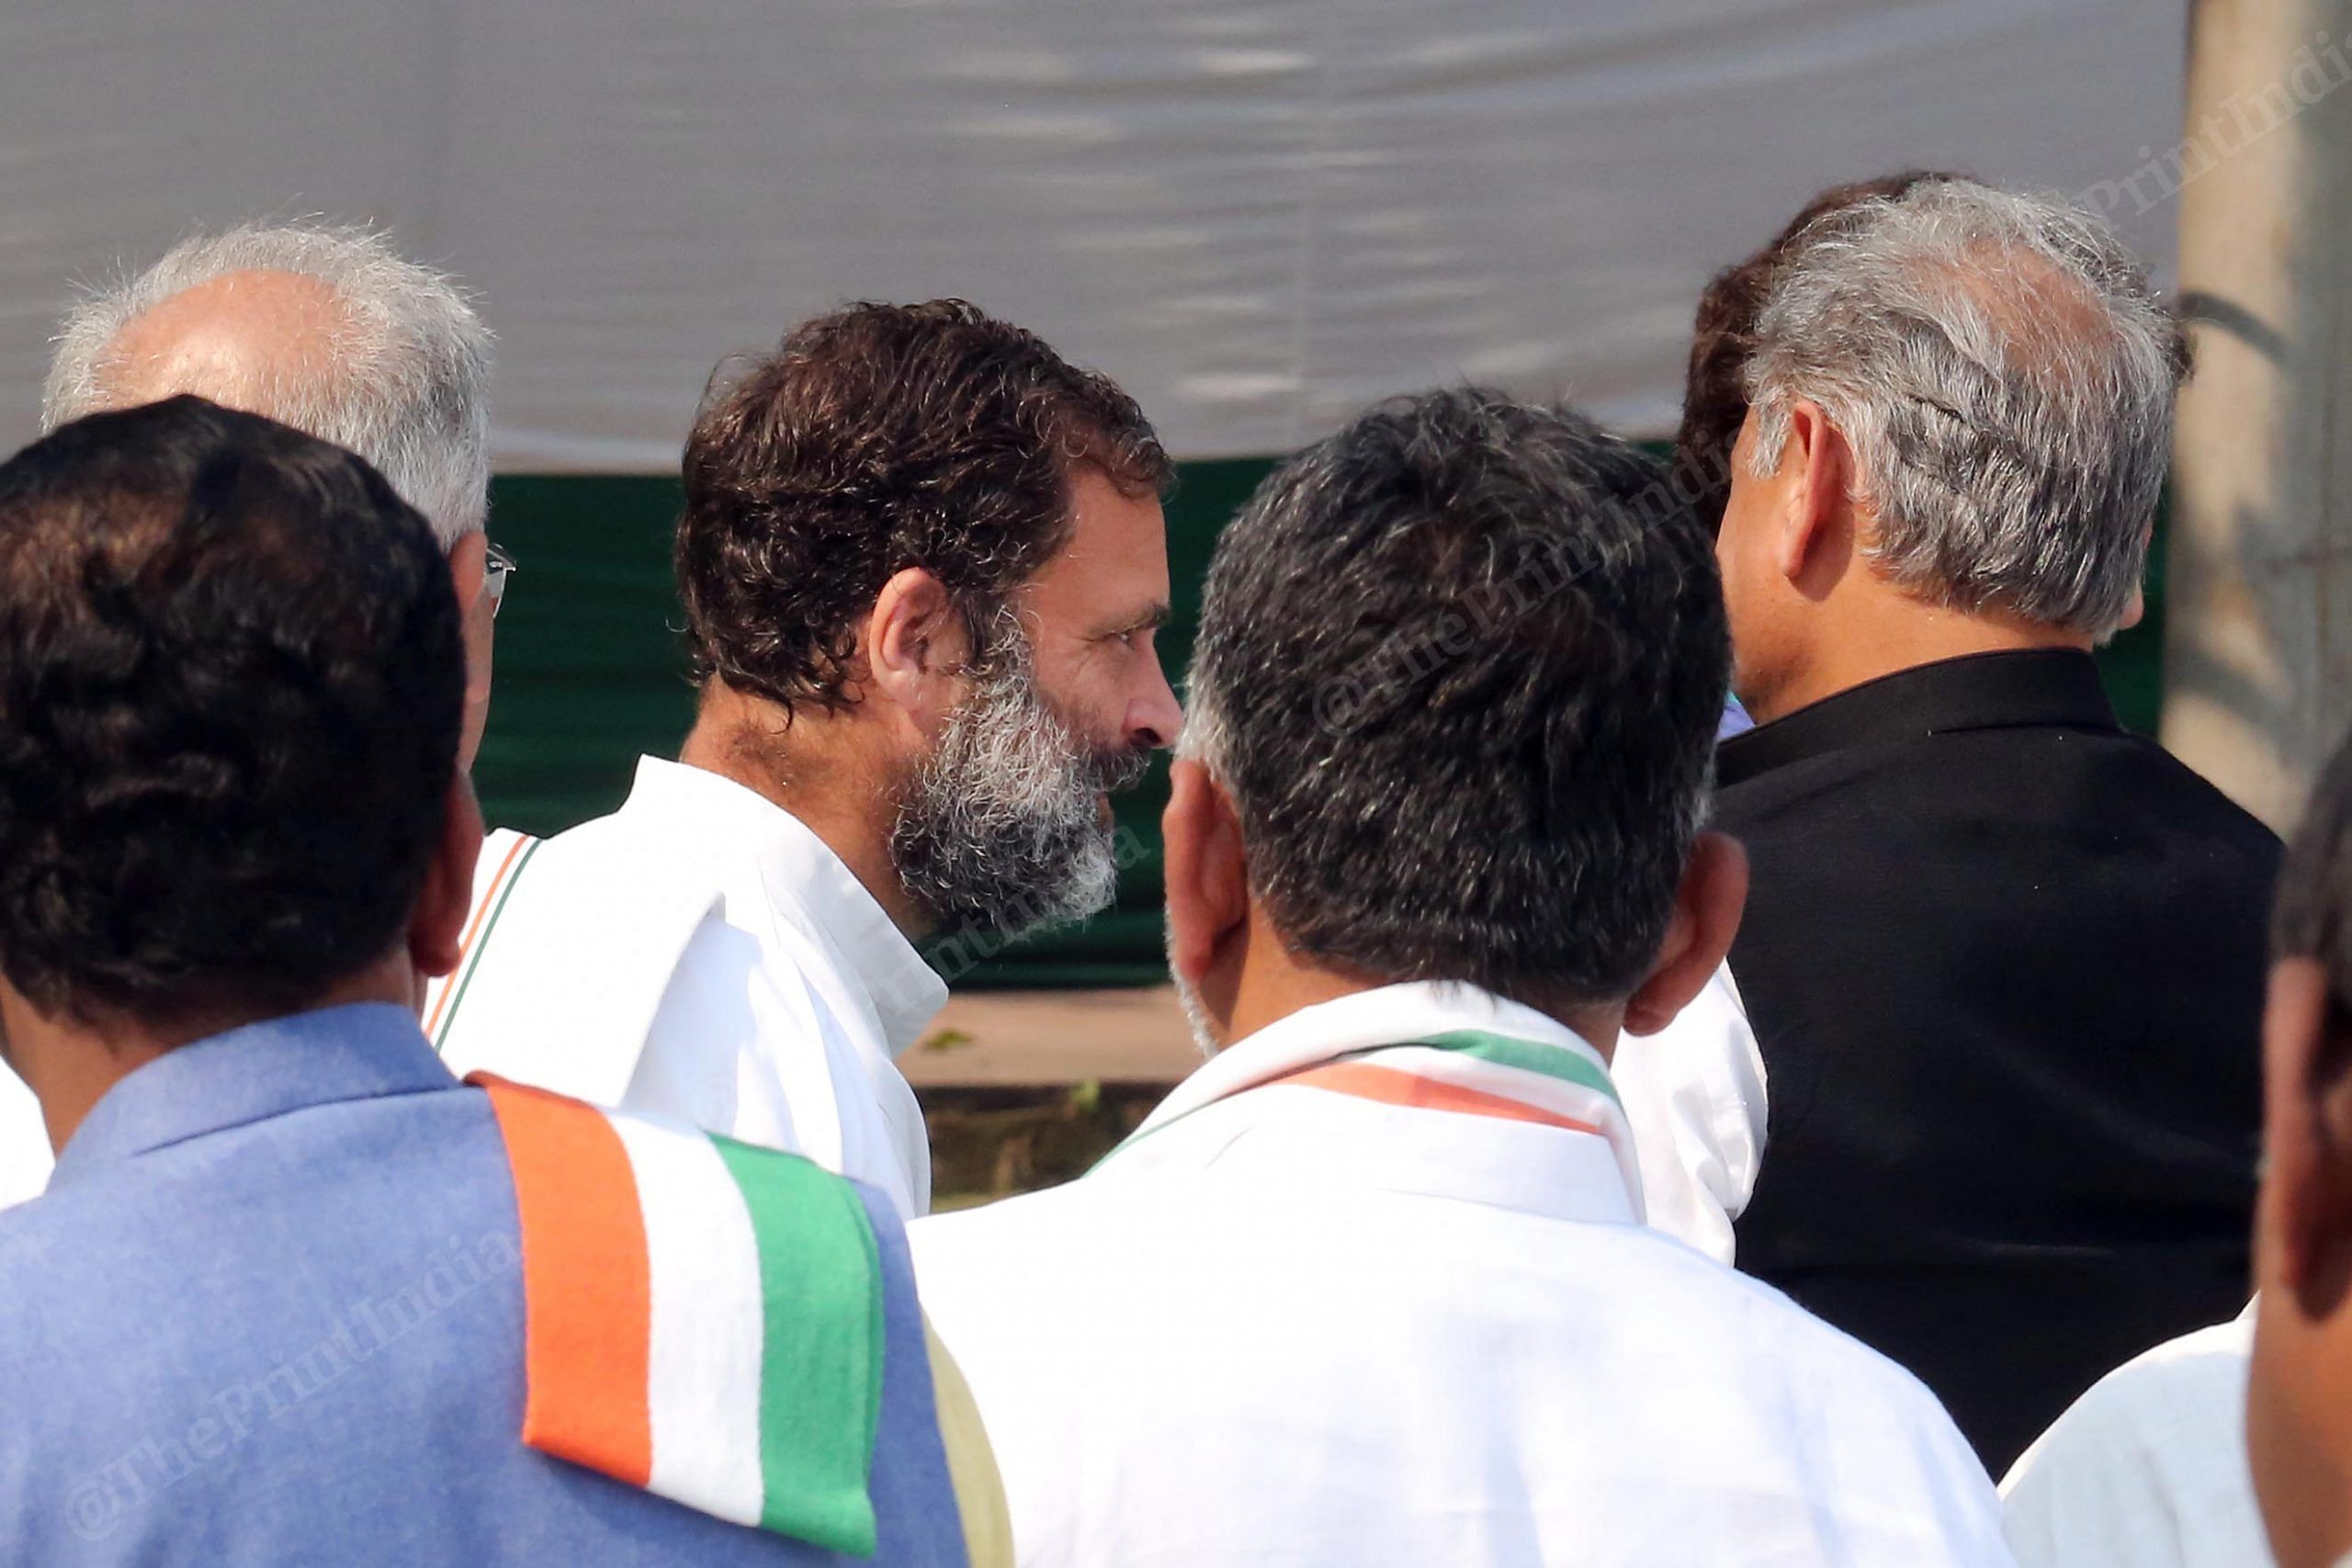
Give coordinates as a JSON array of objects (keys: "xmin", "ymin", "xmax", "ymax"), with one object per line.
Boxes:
[
  {"xmin": 1185, "ymin": 387, "xmax": 1728, "ymax": 1005},
  {"xmin": 1745, "ymin": 180, "xmax": 2184, "ymax": 641},
  {"xmin": 43, "ymin": 222, "xmax": 492, "ymax": 547}
]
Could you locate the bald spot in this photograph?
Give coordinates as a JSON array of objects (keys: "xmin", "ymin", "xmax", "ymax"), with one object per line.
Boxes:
[
  {"xmin": 96, "ymin": 269, "xmax": 352, "ymax": 417},
  {"xmin": 1937, "ymin": 242, "xmax": 2113, "ymax": 390}
]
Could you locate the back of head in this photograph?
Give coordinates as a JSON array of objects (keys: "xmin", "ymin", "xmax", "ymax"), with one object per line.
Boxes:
[
  {"xmin": 1674, "ymin": 169, "xmax": 1965, "ymax": 532},
  {"xmin": 1186, "ymin": 386, "xmax": 1728, "ymax": 1005},
  {"xmin": 2254, "ymin": 732, "xmax": 2352, "ymax": 1567},
  {"xmin": 0, "ymin": 395, "xmax": 462, "ymax": 1032},
  {"xmin": 1744, "ymin": 179, "xmax": 2182, "ymax": 640},
  {"xmin": 677, "ymin": 299, "xmax": 1168, "ymax": 714},
  {"xmin": 2273, "ymin": 737, "xmax": 2352, "ymax": 1016},
  {"xmin": 44, "ymin": 223, "xmax": 492, "ymax": 547}
]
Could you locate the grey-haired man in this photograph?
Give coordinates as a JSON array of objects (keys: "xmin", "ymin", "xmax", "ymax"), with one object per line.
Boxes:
[
  {"xmin": 1623, "ymin": 177, "xmax": 2278, "ymax": 1472},
  {"xmin": 1, "ymin": 223, "xmax": 497, "ymax": 1213}
]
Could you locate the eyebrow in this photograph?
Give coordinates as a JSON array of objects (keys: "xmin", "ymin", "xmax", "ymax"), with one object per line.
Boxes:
[{"xmin": 1102, "ymin": 602, "xmax": 1170, "ymax": 637}]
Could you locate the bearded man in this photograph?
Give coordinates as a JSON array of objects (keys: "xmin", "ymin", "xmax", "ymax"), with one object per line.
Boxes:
[
  {"xmin": 428, "ymin": 301, "xmax": 1180, "ymax": 1218},
  {"xmin": 910, "ymin": 389, "xmax": 2009, "ymax": 1566}
]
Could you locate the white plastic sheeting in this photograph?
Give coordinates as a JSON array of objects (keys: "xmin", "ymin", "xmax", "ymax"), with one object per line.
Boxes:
[{"xmin": 0, "ymin": 0, "xmax": 2186, "ymax": 465}]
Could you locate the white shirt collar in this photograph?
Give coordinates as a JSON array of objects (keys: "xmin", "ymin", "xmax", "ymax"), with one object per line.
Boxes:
[
  {"xmin": 1138, "ymin": 980, "xmax": 1615, "ymax": 1131},
  {"xmin": 621, "ymin": 757, "xmax": 948, "ymax": 1056},
  {"xmin": 1116, "ymin": 980, "xmax": 1642, "ymax": 1220}
]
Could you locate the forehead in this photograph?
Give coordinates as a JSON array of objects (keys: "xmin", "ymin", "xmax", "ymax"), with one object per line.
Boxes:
[{"xmin": 1022, "ymin": 464, "xmax": 1169, "ymax": 615}]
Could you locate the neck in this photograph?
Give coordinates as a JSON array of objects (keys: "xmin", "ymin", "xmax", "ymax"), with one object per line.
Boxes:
[
  {"xmin": 4, "ymin": 954, "xmax": 416, "ymax": 1155},
  {"xmin": 1750, "ymin": 595, "xmax": 2090, "ymax": 726},
  {"xmin": 1214, "ymin": 914, "xmax": 1623, "ymax": 1061},
  {"xmin": 676, "ymin": 682, "xmax": 930, "ymax": 937}
]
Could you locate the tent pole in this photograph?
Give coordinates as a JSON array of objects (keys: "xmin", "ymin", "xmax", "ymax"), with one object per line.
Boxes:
[{"xmin": 2162, "ymin": 0, "xmax": 2352, "ymax": 829}]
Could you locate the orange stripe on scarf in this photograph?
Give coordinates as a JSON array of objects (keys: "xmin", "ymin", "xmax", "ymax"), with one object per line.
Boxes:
[
  {"xmin": 1278, "ymin": 1060, "xmax": 1602, "ymax": 1136},
  {"xmin": 476, "ymin": 1075, "xmax": 655, "ymax": 1486}
]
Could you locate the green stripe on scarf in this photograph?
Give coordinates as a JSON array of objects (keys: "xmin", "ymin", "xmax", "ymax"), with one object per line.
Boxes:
[
  {"xmin": 710, "ymin": 1134, "xmax": 886, "ymax": 1555},
  {"xmin": 432, "ymin": 835, "xmax": 542, "ymax": 1053},
  {"xmin": 1098, "ymin": 1025, "xmax": 1619, "ymax": 1169},
  {"xmin": 1408, "ymin": 1030, "xmax": 1623, "ymax": 1108}
]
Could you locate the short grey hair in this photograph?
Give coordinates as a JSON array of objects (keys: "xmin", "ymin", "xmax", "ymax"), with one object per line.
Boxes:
[
  {"xmin": 1745, "ymin": 181, "xmax": 2182, "ymax": 640},
  {"xmin": 43, "ymin": 223, "xmax": 492, "ymax": 547}
]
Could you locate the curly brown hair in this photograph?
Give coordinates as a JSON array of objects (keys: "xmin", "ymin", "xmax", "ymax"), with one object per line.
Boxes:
[
  {"xmin": 1673, "ymin": 170, "xmax": 1963, "ymax": 533},
  {"xmin": 678, "ymin": 299, "xmax": 1170, "ymax": 715}
]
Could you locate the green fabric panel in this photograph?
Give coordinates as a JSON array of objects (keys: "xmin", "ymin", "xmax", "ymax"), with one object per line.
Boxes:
[
  {"xmin": 472, "ymin": 475, "xmax": 698, "ymax": 832},
  {"xmin": 471, "ymin": 462, "xmax": 2169, "ymax": 990},
  {"xmin": 709, "ymin": 1133, "xmax": 885, "ymax": 1556}
]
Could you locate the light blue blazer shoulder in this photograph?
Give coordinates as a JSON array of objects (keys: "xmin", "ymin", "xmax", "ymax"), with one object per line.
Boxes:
[{"xmin": 0, "ymin": 1003, "xmax": 971, "ymax": 1567}]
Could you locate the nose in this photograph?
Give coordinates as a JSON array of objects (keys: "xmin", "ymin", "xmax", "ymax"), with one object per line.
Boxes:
[{"xmin": 1128, "ymin": 649, "xmax": 1184, "ymax": 751}]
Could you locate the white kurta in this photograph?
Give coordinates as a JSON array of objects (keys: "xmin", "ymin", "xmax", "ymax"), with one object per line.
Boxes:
[
  {"xmin": 424, "ymin": 756, "xmax": 946, "ymax": 1217},
  {"xmin": 910, "ymin": 981, "xmax": 2011, "ymax": 1568},
  {"xmin": 1999, "ymin": 1304, "xmax": 2267, "ymax": 1568},
  {"xmin": 1611, "ymin": 961, "xmax": 1766, "ymax": 1263},
  {"xmin": 0, "ymin": 1067, "xmax": 49, "ymax": 1211}
]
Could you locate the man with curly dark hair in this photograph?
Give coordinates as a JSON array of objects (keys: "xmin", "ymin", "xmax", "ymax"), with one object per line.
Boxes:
[
  {"xmin": 0, "ymin": 396, "xmax": 1008, "ymax": 1567},
  {"xmin": 426, "ymin": 300, "xmax": 1181, "ymax": 1219}
]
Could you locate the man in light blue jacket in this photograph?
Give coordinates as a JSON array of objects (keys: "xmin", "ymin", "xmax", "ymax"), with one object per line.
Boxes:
[{"xmin": 0, "ymin": 397, "xmax": 1000, "ymax": 1567}]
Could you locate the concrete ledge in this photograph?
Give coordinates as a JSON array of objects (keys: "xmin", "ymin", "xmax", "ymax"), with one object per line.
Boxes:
[{"xmin": 905, "ymin": 985, "xmax": 1200, "ymax": 1089}]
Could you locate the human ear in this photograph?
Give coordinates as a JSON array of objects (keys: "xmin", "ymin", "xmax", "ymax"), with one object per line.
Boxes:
[
  {"xmin": 1623, "ymin": 832, "xmax": 1747, "ymax": 1036},
  {"xmin": 1163, "ymin": 760, "xmax": 1249, "ymax": 991},
  {"xmin": 445, "ymin": 534, "xmax": 496, "ymax": 773},
  {"xmin": 2261, "ymin": 959, "xmax": 2352, "ymax": 1318},
  {"xmin": 446, "ymin": 531, "xmax": 489, "ymax": 615},
  {"xmin": 864, "ymin": 568, "xmax": 974, "ymax": 731},
  {"xmin": 409, "ymin": 777, "xmax": 486, "ymax": 980},
  {"xmin": 2115, "ymin": 523, "xmax": 2155, "ymax": 633},
  {"xmin": 1772, "ymin": 400, "xmax": 1853, "ymax": 591}
]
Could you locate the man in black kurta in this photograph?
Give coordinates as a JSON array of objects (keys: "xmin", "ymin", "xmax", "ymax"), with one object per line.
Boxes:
[
  {"xmin": 1717, "ymin": 648, "xmax": 2274, "ymax": 1471},
  {"xmin": 1640, "ymin": 177, "xmax": 2278, "ymax": 1472}
]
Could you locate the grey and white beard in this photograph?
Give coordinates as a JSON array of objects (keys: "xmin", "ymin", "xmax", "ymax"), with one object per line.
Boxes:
[{"xmin": 890, "ymin": 634, "xmax": 1149, "ymax": 941}]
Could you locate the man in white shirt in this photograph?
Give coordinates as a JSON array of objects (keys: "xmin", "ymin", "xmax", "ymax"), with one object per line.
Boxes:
[
  {"xmin": 1999, "ymin": 1304, "xmax": 2267, "ymax": 1568},
  {"xmin": 428, "ymin": 301, "xmax": 1182, "ymax": 1218},
  {"xmin": 1999, "ymin": 726, "xmax": 2352, "ymax": 1568},
  {"xmin": 1611, "ymin": 964, "xmax": 1763, "ymax": 1262},
  {"xmin": 2, "ymin": 222, "xmax": 497, "ymax": 1210},
  {"xmin": 2245, "ymin": 730, "xmax": 2352, "ymax": 1568},
  {"xmin": 911, "ymin": 388, "xmax": 2012, "ymax": 1566}
]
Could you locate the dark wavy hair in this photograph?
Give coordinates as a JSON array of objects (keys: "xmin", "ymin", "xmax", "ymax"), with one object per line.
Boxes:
[
  {"xmin": 677, "ymin": 299, "xmax": 1170, "ymax": 713},
  {"xmin": 0, "ymin": 395, "xmax": 462, "ymax": 1028},
  {"xmin": 2278, "ymin": 731, "xmax": 2352, "ymax": 1012},
  {"xmin": 1673, "ymin": 171, "xmax": 1963, "ymax": 532}
]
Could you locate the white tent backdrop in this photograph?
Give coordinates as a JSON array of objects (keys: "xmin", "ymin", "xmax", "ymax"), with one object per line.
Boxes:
[{"xmin": 0, "ymin": 0, "xmax": 2185, "ymax": 465}]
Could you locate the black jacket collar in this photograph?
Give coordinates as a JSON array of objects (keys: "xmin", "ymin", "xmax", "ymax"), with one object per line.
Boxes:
[{"xmin": 1717, "ymin": 649, "xmax": 2120, "ymax": 789}]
